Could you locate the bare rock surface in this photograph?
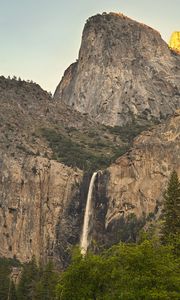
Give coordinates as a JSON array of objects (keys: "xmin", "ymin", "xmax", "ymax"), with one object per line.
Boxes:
[
  {"xmin": 91, "ymin": 111, "xmax": 180, "ymax": 245},
  {"xmin": 0, "ymin": 111, "xmax": 179, "ymax": 262},
  {"xmin": 0, "ymin": 155, "xmax": 83, "ymax": 266},
  {"xmin": 54, "ymin": 13, "xmax": 180, "ymax": 126}
]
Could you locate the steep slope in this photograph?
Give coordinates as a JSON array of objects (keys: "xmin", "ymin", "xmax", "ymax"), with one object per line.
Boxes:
[
  {"xmin": 0, "ymin": 76, "xmax": 135, "ymax": 171},
  {"xmin": 0, "ymin": 76, "xmax": 180, "ymax": 267},
  {"xmin": 54, "ymin": 13, "xmax": 180, "ymax": 126},
  {"xmin": 90, "ymin": 110, "xmax": 180, "ymax": 247},
  {"xmin": 0, "ymin": 76, "xmax": 144, "ymax": 267},
  {"xmin": 0, "ymin": 156, "xmax": 83, "ymax": 267},
  {"xmin": 0, "ymin": 77, "xmax": 87, "ymax": 267}
]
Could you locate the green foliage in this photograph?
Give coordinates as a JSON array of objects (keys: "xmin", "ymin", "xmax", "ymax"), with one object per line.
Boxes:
[
  {"xmin": 1, "ymin": 239, "xmax": 179, "ymax": 300},
  {"xmin": 41, "ymin": 128, "xmax": 127, "ymax": 171},
  {"xmin": 106, "ymin": 120, "xmax": 152, "ymax": 143},
  {"xmin": 56, "ymin": 250, "xmax": 108, "ymax": 300},
  {"xmin": 34, "ymin": 262, "xmax": 58, "ymax": 300},
  {"xmin": 56, "ymin": 241, "xmax": 180, "ymax": 300},
  {"xmin": 16, "ymin": 257, "xmax": 39, "ymax": 300},
  {"xmin": 0, "ymin": 262, "xmax": 11, "ymax": 299},
  {"xmin": 0, "ymin": 257, "xmax": 20, "ymax": 300},
  {"xmin": 0, "ymin": 172, "xmax": 179, "ymax": 300},
  {"xmin": 161, "ymin": 171, "xmax": 180, "ymax": 248},
  {"xmin": 38, "ymin": 115, "xmax": 153, "ymax": 172},
  {"xmin": 9, "ymin": 281, "xmax": 18, "ymax": 300},
  {"xmin": 115, "ymin": 213, "xmax": 146, "ymax": 242},
  {"xmin": 14, "ymin": 258, "xmax": 58, "ymax": 300}
]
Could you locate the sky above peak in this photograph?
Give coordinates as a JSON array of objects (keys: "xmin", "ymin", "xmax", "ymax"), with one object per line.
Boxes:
[{"xmin": 0, "ymin": 0, "xmax": 179, "ymax": 92}]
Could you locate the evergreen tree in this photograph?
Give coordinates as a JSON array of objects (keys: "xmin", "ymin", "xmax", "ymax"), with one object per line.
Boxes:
[
  {"xmin": 161, "ymin": 170, "xmax": 180, "ymax": 245},
  {"xmin": 16, "ymin": 256, "xmax": 39, "ymax": 300},
  {"xmin": 34, "ymin": 261, "xmax": 58, "ymax": 300},
  {"xmin": 0, "ymin": 258, "xmax": 19, "ymax": 300},
  {"xmin": 56, "ymin": 242, "xmax": 180, "ymax": 300},
  {"xmin": 0, "ymin": 263, "xmax": 10, "ymax": 300},
  {"xmin": 9, "ymin": 281, "xmax": 17, "ymax": 300}
]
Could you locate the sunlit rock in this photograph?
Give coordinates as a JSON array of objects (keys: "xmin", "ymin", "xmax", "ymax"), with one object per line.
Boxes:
[{"xmin": 169, "ymin": 31, "xmax": 180, "ymax": 53}]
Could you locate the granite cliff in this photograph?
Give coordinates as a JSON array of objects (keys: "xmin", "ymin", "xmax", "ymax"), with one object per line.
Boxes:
[
  {"xmin": 90, "ymin": 110, "xmax": 180, "ymax": 248},
  {"xmin": 0, "ymin": 86, "xmax": 179, "ymax": 265},
  {"xmin": 54, "ymin": 13, "xmax": 180, "ymax": 126},
  {"xmin": 0, "ymin": 77, "xmax": 88, "ymax": 267},
  {"xmin": 0, "ymin": 13, "xmax": 180, "ymax": 267},
  {"xmin": 0, "ymin": 76, "xmax": 129, "ymax": 267},
  {"xmin": 0, "ymin": 155, "xmax": 83, "ymax": 268}
]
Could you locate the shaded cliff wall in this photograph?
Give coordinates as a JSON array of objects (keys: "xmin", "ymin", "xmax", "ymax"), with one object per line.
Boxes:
[
  {"xmin": 90, "ymin": 112, "xmax": 180, "ymax": 246},
  {"xmin": 0, "ymin": 155, "xmax": 84, "ymax": 266}
]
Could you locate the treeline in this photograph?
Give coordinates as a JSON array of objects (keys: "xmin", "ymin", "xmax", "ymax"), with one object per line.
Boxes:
[
  {"xmin": 0, "ymin": 171, "xmax": 179, "ymax": 299},
  {"xmin": 1, "ymin": 241, "xmax": 179, "ymax": 300},
  {"xmin": 1, "ymin": 75, "xmax": 36, "ymax": 84},
  {"xmin": 0, "ymin": 257, "xmax": 19, "ymax": 300},
  {"xmin": 57, "ymin": 240, "xmax": 180, "ymax": 300},
  {"xmin": 0, "ymin": 75, "xmax": 53, "ymax": 97},
  {"xmin": 0, "ymin": 258, "xmax": 58, "ymax": 300}
]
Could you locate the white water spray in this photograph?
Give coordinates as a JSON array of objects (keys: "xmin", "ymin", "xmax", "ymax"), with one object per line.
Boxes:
[{"xmin": 80, "ymin": 172, "xmax": 98, "ymax": 255}]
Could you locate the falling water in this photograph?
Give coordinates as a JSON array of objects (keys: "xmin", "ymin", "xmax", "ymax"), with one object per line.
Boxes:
[{"xmin": 80, "ymin": 172, "xmax": 98, "ymax": 255}]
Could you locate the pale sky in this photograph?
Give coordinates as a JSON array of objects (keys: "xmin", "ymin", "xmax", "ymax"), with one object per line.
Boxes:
[{"xmin": 0, "ymin": 0, "xmax": 179, "ymax": 92}]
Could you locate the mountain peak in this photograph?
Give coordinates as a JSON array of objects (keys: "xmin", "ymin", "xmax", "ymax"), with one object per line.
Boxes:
[{"xmin": 54, "ymin": 13, "xmax": 180, "ymax": 127}]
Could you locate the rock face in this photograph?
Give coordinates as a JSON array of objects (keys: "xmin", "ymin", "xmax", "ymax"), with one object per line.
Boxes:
[
  {"xmin": 0, "ymin": 76, "xmax": 129, "ymax": 172},
  {"xmin": 0, "ymin": 155, "xmax": 83, "ymax": 268},
  {"xmin": 54, "ymin": 13, "xmax": 180, "ymax": 126},
  {"xmin": 169, "ymin": 32, "xmax": 180, "ymax": 53},
  {"xmin": 0, "ymin": 111, "xmax": 179, "ymax": 264},
  {"xmin": 90, "ymin": 111, "xmax": 180, "ymax": 246}
]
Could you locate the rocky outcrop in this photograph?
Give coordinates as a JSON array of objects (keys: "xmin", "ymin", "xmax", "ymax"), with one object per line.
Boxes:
[
  {"xmin": 106, "ymin": 111, "xmax": 180, "ymax": 218},
  {"xmin": 54, "ymin": 13, "xmax": 180, "ymax": 126},
  {"xmin": 90, "ymin": 111, "xmax": 180, "ymax": 246},
  {"xmin": 169, "ymin": 32, "xmax": 180, "ymax": 53},
  {"xmin": 0, "ymin": 155, "xmax": 83, "ymax": 268}
]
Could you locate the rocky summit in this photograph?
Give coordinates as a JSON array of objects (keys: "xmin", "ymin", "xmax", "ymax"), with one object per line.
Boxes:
[{"xmin": 54, "ymin": 13, "xmax": 180, "ymax": 126}]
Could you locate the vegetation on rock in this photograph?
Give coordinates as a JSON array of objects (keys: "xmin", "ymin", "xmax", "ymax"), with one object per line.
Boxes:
[
  {"xmin": 0, "ymin": 257, "xmax": 20, "ymax": 300},
  {"xmin": 0, "ymin": 173, "xmax": 179, "ymax": 300},
  {"xmin": 40, "ymin": 127, "xmax": 129, "ymax": 171}
]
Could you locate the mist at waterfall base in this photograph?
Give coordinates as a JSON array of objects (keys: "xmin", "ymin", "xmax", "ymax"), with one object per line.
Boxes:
[{"xmin": 80, "ymin": 172, "xmax": 98, "ymax": 255}]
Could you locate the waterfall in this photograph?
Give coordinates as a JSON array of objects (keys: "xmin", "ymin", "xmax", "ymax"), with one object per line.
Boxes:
[{"xmin": 80, "ymin": 172, "xmax": 98, "ymax": 255}]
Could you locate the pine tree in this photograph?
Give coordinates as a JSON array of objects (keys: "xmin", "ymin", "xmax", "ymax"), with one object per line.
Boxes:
[
  {"xmin": 16, "ymin": 256, "xmax": 39, "ymax": 300},
  {"xmin": 34, "ymin": 261, "xmax": 58, "ymax": 300},
  {"xmin": 161, "ymin": 171, "xmax": 180, "ymax": 245},
  {"xmin": 9, "ymin": 281, "xmax": 17, "ymax": 300}
]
